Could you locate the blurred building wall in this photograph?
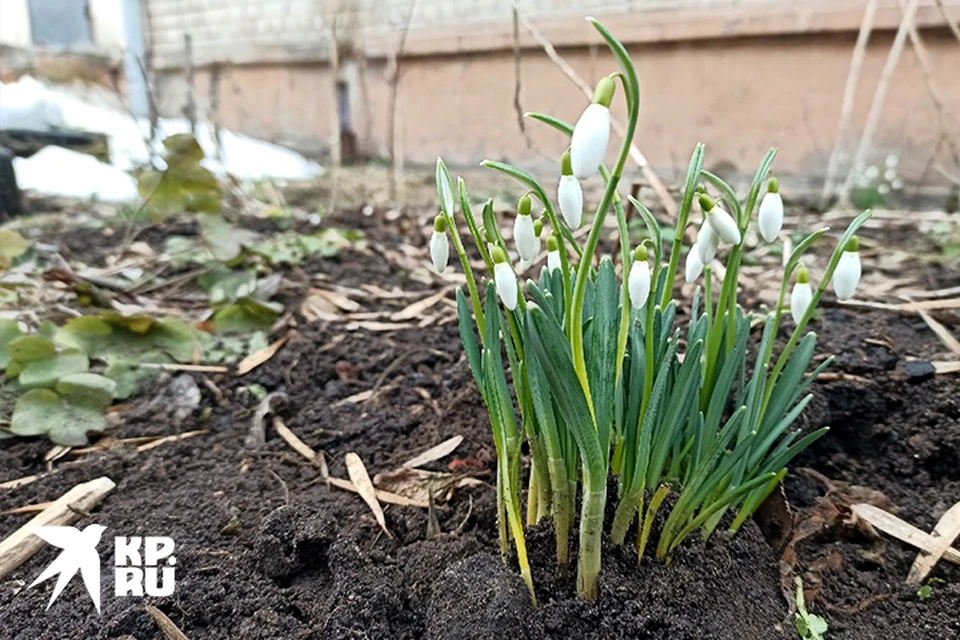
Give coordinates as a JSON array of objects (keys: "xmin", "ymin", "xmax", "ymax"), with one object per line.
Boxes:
[{"xmin": 144, "ymin": 0, "xmax": 960, "ymax": 188}]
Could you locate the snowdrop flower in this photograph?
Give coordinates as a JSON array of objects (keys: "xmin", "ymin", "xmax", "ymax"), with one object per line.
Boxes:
[
  {"xmin": 519, "ymin": 256, "xmax": 535, "ymax": 273},
  {"xmin": 892, "ymin": 178, "xmax": 904, "ymax": 191},
  {"xmin": 514, "ymin": 195, "xmax": 539, "ymax": 262},
  {"xmin": 546, "ymin": 235, "xmax": 561, "ymax": 272},
  {"xmin": 696, "ymin": 221, "xmax": 719, "ymax": 265},
  {"xmin": 878, "ymin": 183, "xmax": 890, "ymax": 195},
  {"xmin": 832, "ymin": 236, "xmax": 861, "ymax": 301},
  {"xmin": 558, "ymin": 149, "xmax": 584, "ymax": 228},
  {"xmin": 865, "ymin": 165, "xmax": 879, "ymax": 180},
  {"xmin": 685, "ymin": 247, "xmax": 704, "ymax": 283},
  {"xmin": 885, "ymin": 154, "xmax": 898, "ymax": 168},
  {"xmin": 790, "ymin": 266, "xmax": 813, "ymax": 324},
  {"xmin": 758, "ymin": 176, "xmax": 783, "ymax": 243},
  {"xmin": 429, "ymin": 215, "xmax": 449, "ymax": 273},
  {"xmin": 570, "ymin": 76, "xmax": 615, "ymax": 179},
  {"xmin": 700, "ymin": 193, "xmax": 741, "ymax": 246},
  {"xmin": 883, "ymin": 168, "xmax": 897, "ymax": 182},
  {"xmin": 628, "ymin": 246, "xmax": 651, "ymax": 310},
  {"xmin": 493, "ymin": 247, "xmax": 518, "ymax": 311}
]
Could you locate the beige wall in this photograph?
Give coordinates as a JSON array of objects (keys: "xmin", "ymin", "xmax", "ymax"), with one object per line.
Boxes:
[
  {"xmin": 0, "ymin": 0, "xmax": 32, "ymax": 47},
  {"xmin": 150, "ymin": 1, "xmax": 960, "ymax": 189}
]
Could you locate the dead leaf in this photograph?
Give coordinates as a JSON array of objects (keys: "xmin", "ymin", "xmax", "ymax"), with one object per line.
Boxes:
[
  {"xmin": 907, "ymin": 501, "xmax": 960, "ymax": 584},
  {"xmin": 345, "ymin": 453, "xmax": 392, "ymax": 538},
  {"xmin": 300, "ymin": 295, "xmax": 342, "ymax": 322},
  {"xmin": 919, "ymin": 311, "xmax": 960, "ymax": 355},
  {"xmin": 236, "ymin": 336, "xmax": 287, "ymax": 375},
  {"xmin": 308, "ymin": 287, "xmax": 361, "ymax": 312},
  {"xmin": 326, "ymin": 477, "xmax": 428, "ymax": 508},
  {"xmin": 272, "ymin": 417, "xmax": 316, "ymax": 463},
  {"xmin": 373, "ymin": 467, "xmax": 484, "ymax": 504},
  {"xmin": 0, "ymin": 475, "xmax": 39, "ymax": 490},
  {"xmin": 402, "ymin": 435, "xmax": 463, "ymax": 469},
  {"xmin": 391, "ymin": 289, "xmax": 451, "ymax": 321}
]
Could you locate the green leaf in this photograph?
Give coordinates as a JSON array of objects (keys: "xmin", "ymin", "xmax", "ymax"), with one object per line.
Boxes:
[
  {"xmin": 10, "ymin": 381, "xmax": 112, "ymax": 446},
  {"xmin": 138, "ymin": 135, "xmax": 220, "ymax": 218},
  {"xmin": 524, "ymin": 112, "xmax": 573, "ymax": 137},
  {"xmin": 7, "ymin": 335, "xmax": 56, "ymax": 363},
  {"xmin": 0, "ymin": 230, "xmax": 30, "ymax": 269},
  {"xmin": 18, "ymin": 350, "xmax": 90, "ymax": 390},
  {"xmin": 0, "ymin": 319, "xmax": 23, "ymax": 369},
  {"xmin": 200, "ymin": 216, "xmax": 259, "ymax": 262},
  {"xmin": 56, "ymin": 373, "xmax": 117, "ymax": 407},
  {"xmin": 104, "ymin": 362, "xmax": 158, "ymax": 400},
  {"xmin": 199, "ymin": 267, "xmax": 258, "ymax": 306},
  {"xmin": 213, "ymin": 298, "xmax": 281, "ymax": 334}
]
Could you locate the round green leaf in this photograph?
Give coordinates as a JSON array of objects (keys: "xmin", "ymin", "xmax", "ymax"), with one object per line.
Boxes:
[
  {"xmin": 18, "ymin": 350, "xmax": 90, "ymax": 390},
  {"xmin": 7, "ymin": 335, "xmax": 56, "ymax": 363},
  {"xmin": 10, "ymin": 389, "xmax": 60, "ymax": 436},
  {"xmin": 55, "ymin": 373, "xmax": 117, "ymax": 408}
]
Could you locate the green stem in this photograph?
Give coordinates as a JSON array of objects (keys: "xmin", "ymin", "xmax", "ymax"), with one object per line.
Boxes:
[
  {"xmin": 637, "ymin": 484, "xmax": 670, "ymax": 562},
  {"xmin": 610, "ymin": 491, "xmax": 642, "ymax": 545},
  {"xmin": 577, "ymin": 483, "xmax": 608, "ymax": 600},
  {"xmin": 526, "ymin": 462, "xmax": 540, "ymax": 526},
  {"xmin": 547, "ymin": 456, "xmax": 573, "ymax": 569}
]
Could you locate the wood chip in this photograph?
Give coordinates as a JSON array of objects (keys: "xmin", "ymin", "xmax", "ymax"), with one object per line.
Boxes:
[
  {"xmin": 137, "ymin": 430, "xmax": 209, "ymax": 453},
  {"xmin": 308, "ymin": 287, "xmax": 361, "ymax": 312},
  {"xmin": 345, "ymin": 321, "xmax": 417, "ymax": 332},
  {"xmin": 907, "ymin": 501, "xmax": 960, "ymax": 585},
  {"xmin": 932, "ymin": 361, "xmax": 960, "ymax": 374},
  {"xmin": 0, "ymin": 476, "xmax": 116, "ymax": 580},
  {"xmin": 272, "ymin": 417, "xmax": 316, "ymax": 462},
  {"xmin": 919, "ymin": 311, "xmax": 960, "ymax": 355},
  {"xmin": 236, "ymin": 336, "xmax": 287, "ymax": 375},
  {"xmin": 145, "ymin": 604, "xmax": 191, "ymax": 640},
  {"xmin": 0, "ymin": 502, "xmax": 52, "ymax": 516},
  {"xmin": 391, "ymin": 288, "xmax": 451, "ymax": 321},
  {"xmin": 0, "ymin": 475, "xmax": 39, "ymax": 490},
  {"xmin": 344, "ymin": 453, "xmax": 392, "ymax": 538},
  {"xmin": 852, "ymin": 503, "xmax": 960, "ymax": 566},
  {"xmin": 402, "ymin": 435, "xmax": 464, "ymax": 469},
  {"xmin": 326, "ymin": 476, "xmax": 429, "ymax": 508}
]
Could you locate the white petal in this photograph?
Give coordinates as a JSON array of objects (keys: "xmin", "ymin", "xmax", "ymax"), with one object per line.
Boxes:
[
  {"xmin": 429, "ymin": 231, "xmax": 449, "ymax": 273},
  {"xmin": 758, "ymin": 192, "xmax": 783, "ymax": 243},
  {"xmin": 518, "ymin": 255, "xmax": 535, "ymax": 273},
  {"xmin": 495, "ymin": 262, "xmax": 518, "ymax": 310},
  {"xmin": 685, "ymin": 249, "xmax": 704, "ymax": 283},
  {"xmin": 514, "ymin": 215, "xmax": 538, "ymax": 261},
  {"xmin": 790, "ymin": 282, "xmax": 813, "ymax": 324},
  {"xmin": 558, "ymin": 175, "xmax": 584, "ymax": 229},
  {"xmin": 707, "ymin": 205, "xmax": 741, "ymax": 245},
  {"xmin": 547, "ymin": 250, "xmax": 561, "ymax": 272},
  {"xmin": 696, "ymin": 223, "xmax": 719, "ymax": 264},
  {"xmin": 570, "ymin": 104, "xmax": 611, "ymax": 179},
  {"xmin": 628, "ymin": 261, "xmax": 651, "ymax": 310},
  {"xmin": 832, "ymin": 251, "xmax": 861, "ymax": 301}
]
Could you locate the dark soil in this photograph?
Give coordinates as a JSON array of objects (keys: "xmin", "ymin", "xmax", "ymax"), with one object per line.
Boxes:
[{"xmin": 1, "ymin": 208, "xmax": 959, "ymax": 639}]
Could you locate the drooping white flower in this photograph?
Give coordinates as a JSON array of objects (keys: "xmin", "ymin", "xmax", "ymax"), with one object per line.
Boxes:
[
  {"xmin": 758, "ymin": 177, "xmax": 783, "ymax": 243},
  {"xmin": 832, "ymin": 237, "xmax": 861, "ymax": 301},
  {"xmin": 790, "ymin": 267, "xmax": 813, "ymax": 324},
  {"xmin": 429, "ymin": 215, "xmax": 449, "ymax": 273},
  {"xmin": 628, "ymin": 246, "xmax": 651, "ymax": 310},
  {"xmin": 514, "ymin": 196, "xmax": 538, "ymax": 261},
  {"xmin": 546, "ymin": 236, "xmax": 561, "ymax": 272},
  {"xmin": 685, "ymin": 247, "xmax": 704, "ymax": 283},
  {"xmin": 696, "ymin": 221, "xmax": 719, "ymax": 265},
  {"xmin": 518, "ymin": 255, "xmax": 535, "ymax": 273},
  {"xmin": 570, "ymin": 77, "xmax": 615, "ymax": 179},
  {"xmin": 864, "ymin": 165, "xmax": 879, "ymax": 180},
  {"xmin": 558, "ymin": 150, "xmax": 584, "ymax": 229},
  {"xmin": 700, "ymin": 194, "xmax": 741, "ymax": 245},
  {"xmin": 493, "ymin": 248, "xmax": 518, "ymax": 311},
  {"xmin": 885, "ymin": 154, "xmax": 898, "ymax": 168}
]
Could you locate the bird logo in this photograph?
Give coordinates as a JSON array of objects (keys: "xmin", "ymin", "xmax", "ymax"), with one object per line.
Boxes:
[{"xmin": 29, "ymin": 524, "xmax": 106, "ymax": 613}]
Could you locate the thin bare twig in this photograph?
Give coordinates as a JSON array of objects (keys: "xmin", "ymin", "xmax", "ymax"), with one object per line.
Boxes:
[
  {"xmin": 935, "ymin": 0, "xmax": 960, "ymax": 42},
  {"xmin": 387, "ymin": 0, "xmax": 418, "ymax": 199}
]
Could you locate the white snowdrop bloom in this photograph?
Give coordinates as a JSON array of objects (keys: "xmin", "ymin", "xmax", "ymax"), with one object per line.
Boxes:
[
  {"xmin": 878, "ymin": 183, "xmax": 890, "ymax": 195},
  {"xmin": 628, "ymin": 246, "xmax": 651, "ymax": 310},
  {"xmin": 558, "ymin": 150, "xmax": 584, "ymax": 229},
  {"xmin": 832, "ymin": 237, "xmax": 861, "ymax": 301},
  {"xmin": 701, "ymin": 194, "xmax": 741, "ymax": 245},
  {"xmin": 429, "ymin": 215, "xmax": 449, "ymax": 273},
  {"xmin": 518, "ymin": 255, "xmax": 535, "ymax": 273},
  {"xmin": 885, "ymin": 154, "xmax": 898, "ymax": 168},
  {"xmin": 493, "ymin": 248, "xmax": 519, "ymax": 311},
  {"xmin": 790, "ymin": 267, "xmax": 813, "ymax": 324},
  {"xmin": 546, "ymin": 236, "xmax": 561, "ymax": 272},
  {"xmin": 696, "ymin": 221, "xmax": 719, "ymax": 264},
  {"xmin": 758, "ymin": 177, "xmax": 783, "ymax": 243},
  {"xmin": 514, "ymin": 199, "xmax": 538, "ymax": 261},
  {"xmin": 685, "ymin": 247, "xmax": 704, "ymax": 283},
  {"xmin": 570, "ymin": 77, "xmax": 615, "ymax": 179},
  {"xmin": 892, "ymin": 178, "xmax": 904, "ymax": 190},
  {"xmin": 864, "ymin": 165, "xmax": 879, "ymax": 180},
  {"xmin": 884, "ymin": 168, "xmax": 897, "ymax": 182}
]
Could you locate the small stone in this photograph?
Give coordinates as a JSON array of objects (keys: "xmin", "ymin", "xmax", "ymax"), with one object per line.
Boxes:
[{"xmin": 902, "ymin": 360, "xmax": 936, "ymax": 382}]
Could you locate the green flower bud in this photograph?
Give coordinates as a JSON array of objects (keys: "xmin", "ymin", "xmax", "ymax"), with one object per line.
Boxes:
[
  {"xmin": 633, "ymin": 245, "xmax": 648, "ymax": 262},
  {"xmin": 768, "ymin": 175, "xmax": 780, "ymax": 194},
  {"xmin": 698, "ymin": 193, "xmax": 716, "ymax": 212},
  {"xmin": 492, "ymin": 246, "xmax": 508, "ymax": 264},
  {"xmin": 518, "ymin": 194, "xmax": 532, "ymax": 218},
  {"xmin": 845, "ymin": 236, "xmax": 859, "ymax": 252},
  {"xmin": 561, "ymin": 149, "xmax": 573, "ymax": 177},
  {"xmin": 546, "ymin": 235, "xmax": 559, "ymax": 252},
  {"xmin": 592, "ymin": 76, "xmax": 616, "ymax": 108},
  {"xmin": 433, "ymin": 215, "xmax": 447, "ymax": 233},
  {"xmin": 533, "ymin": 219, "xmax": 543, "ymax": 237},
  {"xmin": 796, "ymin": 266, "xmax": 810, "ymax": 284}
]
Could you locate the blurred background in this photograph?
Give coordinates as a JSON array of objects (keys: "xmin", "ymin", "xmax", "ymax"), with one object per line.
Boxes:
[{"xmin": 1, "ymin": 0, "xmax": 959, "ymax": 212}]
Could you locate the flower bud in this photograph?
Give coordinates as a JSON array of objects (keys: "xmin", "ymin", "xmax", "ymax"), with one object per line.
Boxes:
[
  {"xmin": 758, "ymin": 177, "xmax": 783, "ymax": 243},
  {"xmin": 546, "ymin": 235, "xmax": 561, "ymax": 272},
  {"xmin": 558, "ymin": 150, "xmax": 584, "ymax": 228},
  {"xmin": 492, "ymin": 247, "xmax": 518, "ymax": 311},
  {"xmin": 700, "ymin": 194, "xmax": 741, "ymax": 245},
  {"xmin": 430, "ymin": 215, "xmax": 449, "ymax": 273},
  {"xmin": 628, "ymin": 246, "xmax": 651, "ymax": 310},
  {"xmin": 696, "ymin": 222, "xmax": 719, "ymax": 264},
  {"xmin": 832, "ymin": 236, "xmax": 861, "ymax": 301},
  {"xmin": 514, "ymin": 197, "xmax": 538, "ymax": 262},
  {"xmin": 685, "ymin": 247, "xmax": 704, "ymax": 283},
  {"xmin": 570, "ymin": 77, "xmax": 614, "ymax": 179},
  {"xmin": 790, "ymin": 266, "xmax": 813, "ymax": 324}
]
